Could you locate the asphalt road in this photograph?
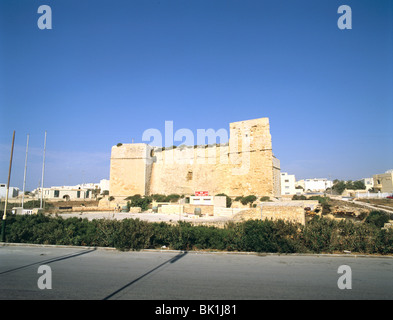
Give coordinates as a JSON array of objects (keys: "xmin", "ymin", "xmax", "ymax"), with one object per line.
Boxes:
[{"xmin": 1, "ymin": 244, "xmax": 392, "ymax": 300}]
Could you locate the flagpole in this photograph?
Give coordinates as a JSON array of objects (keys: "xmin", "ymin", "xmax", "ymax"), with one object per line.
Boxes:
[
  {"xmin": 22, "ymin": 134, "xmax": 29, "ymax": 209},
  {"xmin": 40, "ymin": 131, "xmax": 47, "ymax": 209},
  {"xmin": 1, "ymin": 131, "xmax": 15, "ymax": 242}
]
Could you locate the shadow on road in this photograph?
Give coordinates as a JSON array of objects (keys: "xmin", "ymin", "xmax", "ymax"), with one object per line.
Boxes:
[
  {"xmin": 103, "ymin": 251, "xmax": 188, "ymax": 300},
  {"xmin": 0, "ymin": 247, "xmax": 97, "ymax": 275}
]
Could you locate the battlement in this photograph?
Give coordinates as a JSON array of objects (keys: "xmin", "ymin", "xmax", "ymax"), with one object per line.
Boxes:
[{"xmin": 109, "ymin": 118, "xmax": 280, "ymax": 198}]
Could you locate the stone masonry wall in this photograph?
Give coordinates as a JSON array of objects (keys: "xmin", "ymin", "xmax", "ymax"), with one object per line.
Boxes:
[
  {"xmin": 233, "ymin": 206, "xmax": 306, "ymax": 225},
  {"xmin": 109, "ymin": 118, "xmax": 280, "ymax": 198}
]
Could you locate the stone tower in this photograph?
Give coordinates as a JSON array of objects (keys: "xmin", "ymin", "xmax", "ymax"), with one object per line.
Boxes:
[{"xmin": 109, "ymin": 143, "xmax": 154, "ymax": 197}]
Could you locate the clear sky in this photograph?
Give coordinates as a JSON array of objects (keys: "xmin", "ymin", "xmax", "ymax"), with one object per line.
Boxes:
[{"xmin": 1, "ymin": 0, "xmax": 392, "ymax": 191}]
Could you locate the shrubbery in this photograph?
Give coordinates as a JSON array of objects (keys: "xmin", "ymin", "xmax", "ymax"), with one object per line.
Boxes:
[
  {"xmin": 234, "ymin": 195, "xmax": 257, "ymax": 206},
  {"xmin": 365, "ymin": 211, "xmax": 390, "ymax": 228},
  {"xmin": 259, "ymin": 196, "xmax": 271, "ymax": 202},
  {"xmin": 2, "ymin": 212, "xmax": 393, "ymax": 254},
  {"xmin": 150, "ymin": 194, "xmax": 182, "ymax": 203},
  {"xmin": 125, "ymin": 194, "xmax": 183, "ymax": 211},
  {"xmin": 126, "ymin": 194, "xmax": 152, "ymax": 211}
]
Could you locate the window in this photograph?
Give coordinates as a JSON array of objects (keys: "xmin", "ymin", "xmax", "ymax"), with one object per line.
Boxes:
[
  {"xmin": 54, "ymin": 190, "xmax": 59, "ymax": 198},
  {"xmin": 77, "ymin": 191, "xmax": 81, "ymax": 198},
  {"xmin": 285, "ymin": 179, "xmax": 289, "ymax": 183}
]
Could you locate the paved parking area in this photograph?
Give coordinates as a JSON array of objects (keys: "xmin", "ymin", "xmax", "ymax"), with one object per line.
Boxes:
[{"xmin": 1, "ymin": 245, "xmax": 393, "ymax": 300}]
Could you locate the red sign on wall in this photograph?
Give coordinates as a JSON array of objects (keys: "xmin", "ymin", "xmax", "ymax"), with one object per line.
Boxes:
[{"xmin": 195, "ymin": 191, "xmax": 209, "ymax": 196}]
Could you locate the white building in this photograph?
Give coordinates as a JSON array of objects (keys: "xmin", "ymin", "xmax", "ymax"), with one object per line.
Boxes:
[
  {"xmin": 362, "ymin": 178, "xmax": 374, "ymax": 191},
  {"xmin": 280, "ymin": 172, "xmax": 298, "ymax": 195},
  {"xmin": 34, "ymin": 185, "xmax": 97, "ymax": 201},
  {"xmin": 189, "ymin": 195, "xmax": 226, "ymax": 207},
  {"xmin": 297, "ymin": 178, "xmax": 333, "ymax": 192},
  {"xmin": 99, "ymin": 179, "xmax": 109, "ymax": 193},
  {"xmin": 36, "ymin": 187, "xmax": 94, "ymax": 201},
  {"xmin": 32, "ymin": 179, "xmax": 110, "ymax": 201},
  {"xmin": 0, "ymin": 183, "xmax": 19, "ymax": 199}
]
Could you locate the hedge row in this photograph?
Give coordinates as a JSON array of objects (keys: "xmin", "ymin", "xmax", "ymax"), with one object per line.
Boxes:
[{"xmin": 2, "ymin": 213, "xmax": 393, "ymax": 254}]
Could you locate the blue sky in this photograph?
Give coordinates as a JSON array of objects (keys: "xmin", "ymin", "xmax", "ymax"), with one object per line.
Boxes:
[{"xmin": 1, "ymin": 0, "xmax": 392, "ymax": 191}]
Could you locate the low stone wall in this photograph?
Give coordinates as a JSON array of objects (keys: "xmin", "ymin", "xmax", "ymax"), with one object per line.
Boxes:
[
  {"xmin": 184, "ymin": 204, "xmax": 214, "ymax": 216},
  {"xmin": 232, "ymin": 203, "xmax": 307, "ymax": 225},
  {"xmin": 156, "ymin": 204, "xmax": 215, "ymax": 216},
  {"xmin": 158, "ymin": 204, "xmax": 183, "ymax": 214},
  {"xmin": 262, "ymin": 205, "xmax": 306, "ymax": 225},
  {"xmin": 214, "ymin": 207, "xmax": 247, "ymax": 217}
]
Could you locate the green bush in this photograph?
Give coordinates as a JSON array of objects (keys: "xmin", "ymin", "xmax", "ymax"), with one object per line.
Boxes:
[
  {"xmin": 127, "ymin": 195, "xmax": 152, "ymax": 211},
  {"xmin": 240, "ymin": 195, "xmax": 257, "ymax": 206},
  {"xmin": 241, "ymin": 219, "xmax": 302, "ymax": 253},
  {"xmin": 150, "ymin": 194, "xmax": 181, "ymax": 203},
  {"xmin": 292, "ymin": 195, "xmax": 307, "ymax": 200},
  {"xmin": 3, "ymin": 213, "xmax": 393, "ymax": 254},
  {"xmin": 365, "ymin": 211, "xmax": 390, "ymax": 229},
  {"xmin": 302, "ymin": 216, "xmax": 381, "ymax": 253},
  {"xmin": 166, "ymin": 194, "xmax": 181, "ymax": 203},
  {"xmin": 302, "ymin": 216, "xmax": 336, "ymax": 253},
  {"xmin": 308, "ymin": 196, "xmax": 329, "ymax": 205}
]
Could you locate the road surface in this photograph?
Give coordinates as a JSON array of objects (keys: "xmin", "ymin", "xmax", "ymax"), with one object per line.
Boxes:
[{"xmin": 1, "ymin": 244, "xmax": 392, "ymax": 300}]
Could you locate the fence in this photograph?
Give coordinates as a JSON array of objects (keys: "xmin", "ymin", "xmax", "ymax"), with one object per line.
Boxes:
[{"xmin": 355, "ymin": 192, "xmax": 393, "ymax": 199}]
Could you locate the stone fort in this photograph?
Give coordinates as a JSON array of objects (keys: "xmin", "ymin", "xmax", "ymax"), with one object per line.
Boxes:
[{"xmin": 109, "ymin": 117, "xmax": 281, "ymax": 198}]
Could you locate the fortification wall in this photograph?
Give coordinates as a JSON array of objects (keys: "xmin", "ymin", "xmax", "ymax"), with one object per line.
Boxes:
[
  {"xmin": 149, "ymin": 118, "xmax": 277, "ymax": 197},
  {"xmin": 109, "ymin": 117, "xmax": 280, "ymax": 198}
]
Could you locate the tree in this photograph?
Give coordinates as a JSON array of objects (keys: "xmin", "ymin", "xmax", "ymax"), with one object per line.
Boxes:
[
  {"xmin": 352, "ymin": 180, "xmax": 366, "ymax": 190},
  {"xmin": 92, "ymin": 188, "xmax": 101, "ymax": 200},
  {"xmin": 240, "ymin": 195, "xmax": 257, "ymax": 206},
  {"xmin": 127, "ymin": 195, "xmax": 152, "ymax": 211},
  {"xmin": 332, "ymin": 179, "xmax": 366, "ymax": 194},
  {"xmin": 332, "ymin": 180, "xmax": 346, "ymax": 195},
  {"xmin": 292, "ymin": 195, "xmax": 307, "ymax": 200}
]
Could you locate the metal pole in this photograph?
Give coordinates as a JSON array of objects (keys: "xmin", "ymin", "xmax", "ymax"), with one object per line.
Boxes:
[
  {"xmin": 22, "ymin": 134, "xmax": 29, "ymax": 209},
  {"xmin": 1, "ymin": 131, "xmax": 15, "ymax": 242},
  {"xmin": 40, "ymin": 131, "xmax": 47, "ymax": 209}
]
